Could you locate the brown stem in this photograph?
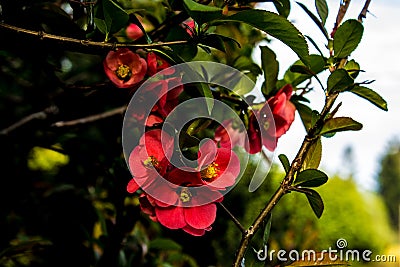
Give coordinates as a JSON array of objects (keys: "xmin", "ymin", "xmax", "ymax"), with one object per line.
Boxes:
[
  {"xmin": 0, "ymin": 22, "xmax": 188, "ymax": 54},
  {"xmin": 358, "ymin": 0, "xmax": 372, "ymax": 22},
  {"xmin": 331, "ymin": 0, "xmax": 352, "ymax": 38},
  {"xmin": 0, "ymin": 106, "xmax": 59, "ymax": 135},
  {"xmin": 232, "ymin": 93, "xmax": 339, "ymax": 266},
  {"xmin": 52, "ymin": 105, "xmax": 126, "ymax": 127}
]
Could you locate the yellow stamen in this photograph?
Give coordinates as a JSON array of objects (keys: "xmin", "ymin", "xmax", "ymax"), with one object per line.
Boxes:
[
  {"xmin": 201, "ymin": 162, "xmax": 220, "ymax": 180},
  {"xmin": 143, "ymin": 156, "xmax": 160, "ymax": 170},
  {"xmin": 116, "ymin": 64, "xmax": 131, "ymax": 80},
  {"xmin": 180, "ymin": 188, "xmax": 192, "ymax": 203}
]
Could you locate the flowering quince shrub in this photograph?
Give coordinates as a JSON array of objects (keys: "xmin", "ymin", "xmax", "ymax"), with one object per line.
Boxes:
[{"xmin": 0, "ymin": 0, "xmax": 389, "ymax": 266}]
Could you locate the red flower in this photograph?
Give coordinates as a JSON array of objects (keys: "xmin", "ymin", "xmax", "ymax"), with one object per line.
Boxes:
[
  {"xmin": 138, "ymin": 168, "xmax": 224, "ymax": 236},
  {"xmin": 258, "ymin": 84, "xmax": 296, "ymax": 151},
  {"xmin": 130, "ymin": 77, "xmax": 183, "ymax": 126},
  {"xmin": 126, "ymin": 23, "xmax": 144, "ymax": 41},
  {"xmin": 181, "ymin": 19, "xmax": 196, "ymax": 37},
  {"xmin": 197, "ymin": 139, "xmax": 240, "ymax": 190},
  {"xmin": 146, "ymin": 52, "xmax": 175, "ymax": 77},
  {"xmin": 127, "ymin": 129, "xmax": 174, "ymax": 193},
  {"xmin": 103, "ymin": 48, "xmax": 147, "ymax": 88}
]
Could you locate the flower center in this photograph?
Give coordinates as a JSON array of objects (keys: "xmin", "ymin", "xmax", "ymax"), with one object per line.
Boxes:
[
  {"xmin": 116, "ymin": 64, "xmax": 132, "ymax": 81},
  {"xmin": 201, "ymin": 162, "xmax": 220, "ymax": 180},
  {"xmin": 143, "ymin": 156, "xmax": 160, "ymax": 170},
  {"xmin": 180, "ymin": 188, "xmax": 192, "ymax": 203}
]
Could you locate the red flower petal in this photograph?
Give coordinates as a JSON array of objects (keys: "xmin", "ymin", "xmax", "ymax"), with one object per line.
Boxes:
[
  {"xmin": 182, "ymin": 225, "xmax": 206, "ymax": 236},
  {"xmin": 127, "ymin": 178, "xmax": 139, "ymax": 193},
  {"xmin": 155, "ymin": 206, "xmax": 186, "ymax": 229},
  {"xmin": 184, "ymin": 203, "xmax": 217, "ymax": 229}
]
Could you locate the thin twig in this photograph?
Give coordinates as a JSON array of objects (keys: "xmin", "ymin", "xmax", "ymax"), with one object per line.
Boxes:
[
  {"xmin": 358, "ymin": 0, "xmax": 372, "ymax": 22},
  {"xmin": 232, "ymin": 93, "xmax": 339, "ymax": 266},
  {"xmin": 52, "ymin": 105, "xmax": 126, "ymax": 127},
  {"xmin": 0, "ymin": 23, "xmax": 188, "ymax": 53},
  {"xmin": 331, "ymin": 0, "xmax": 352, "ymax": 38},
  {"xmin": 0, "ymin": 106, "xmax": 59, "ymax": 135},
  {"xmin": 219, "ymin": 202, "xmax": 245, "ymax": 234}
]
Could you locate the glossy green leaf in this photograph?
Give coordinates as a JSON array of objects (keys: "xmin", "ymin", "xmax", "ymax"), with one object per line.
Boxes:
[
  {"xmin": 302, "ymin": 137, "xmax": 322, "ymax": 171},
  {"xmin": 294, "ymin": 102, "xmax": 313, "ymax": 131},
  {"xmin": 350, "ymin": 85, "xmax": 388, "ymax": 111},
  {"xmin": 327, "ymin": 69, "xmax": 354, "ymax": 93},
  {"xmin": 333, "ymin": 19, "xmax": 364, "ymax": 58},
  {"xmin": 183, "ymin": 0, "xmax": 223, "ymax": 25},
  {"xmin": 302, "ymin": 188, "xmax": 324, "ymax": 218},
  {"xmin": 261, "ymin": 46, "xmax": 279, "ymax": 97},
  {"xmin": 320, "ymin": 117, "xmax": 363, "ymax": 135},
  {"xmin": 278, "ymin": 154, "xmax": 290, "ymax": 173},
  {"xmin": 263, "ymin": 213, "xmax": 272, "ymax": 246},
  {"xmin": 186, "ymin": 118, "xmax": 212, "ymax": 136},
  {"xmin": 297, "ymin": 2, "xmax": 329, "ymax": 40},
  {"xmin": 216, "ymin": 10, "xmax": 310, "ymax": 66},
  {"xmin": 344, "ymin": 59, "xmax": 360, "ymax": 79},
  {"xmin": 283, "ymin": 54, "xmax": 326, "ymax": 87},
  {"xmin": 273, "ymin": 0, "xmax": 291, "ymax": 18},
  {"xmin": 315, "ymin": 0, "xmax": 328, "ymax": 25},
  {"xmin": 295, "ymin": 169, "xmax": 328, "ymax": 187},
  {"xmin": 94, "ymin": 0, "xmax": 129, "ymax": 41}
]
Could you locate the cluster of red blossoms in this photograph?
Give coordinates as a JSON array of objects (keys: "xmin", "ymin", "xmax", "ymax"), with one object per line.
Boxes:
[{"xmin": 103, "ymin": 23, "xmax": 296, "ymax": 236}]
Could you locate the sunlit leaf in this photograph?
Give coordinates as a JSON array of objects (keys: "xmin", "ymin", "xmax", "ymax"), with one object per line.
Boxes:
[
  {"xmin": 320, "ymin": 117, "xmax": 363, "ymax": 135},
  {"xmin": 327, "ymin": 69, "xmax": 354, "ymax": 93},
  {"xmin": 278, "ymin": 154, "xmax": 290, "ymax": 173},
  {"xmin": 294, "ymin": 169, "xmax": 328, "ymax": 187},
  {"xmin": 302, "ymin": 188, "xmax": 324, "ymax": 218},
  {"xmin": 333, "ymin": 19, "xmax": 364, "ymax": 58},
  {"xmin": 261, "ymin": 45, "xmax": 279, "ymax": 97},
  {"xmin": 273, "ymin": 0, "xmax": 291, "ymax": 18},
  {"xmin": 302, "ymin": 137, "xmax": 322, "ymax": 170},
  {"xmin": 183, "ymin": 0, "xmax": 223, "ymax": 25},
  {"xmin": 216, "ymin": 9, "xmax": 310, "ymax": 66},
  {"xmin": 350, "ymin": 85, "xmax": 388, "ymax": 111},
  {"xmin": 297, "ymin": 2, "xmax": 329, "ymax": 40},
  {"xmin": 283, "ymin": 55, "xmax": 326, "ymax": 87},
  {"xmin": 315, "ymin": 0, "xmax": 328, "ymax": 25}
]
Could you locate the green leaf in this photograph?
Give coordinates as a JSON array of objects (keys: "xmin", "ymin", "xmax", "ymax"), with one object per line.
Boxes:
[
  {"xmin": 297, "ymin": 2, "xmax": 329, "ymax": 40},
  {"xmin": 94, "ymin": 0, "xmax": 129, "ymax": 41},
  {"xmin": 149, "ymin": 238, "xmax": 182, "ymax": 251},
  {"xmin": 320, "ymin": 117, "xmax": 363, "ymax": 135},
  {"xmin": 278, "ymin": 154, "xmax": 290, "ymax": 173},
  {"xmin": 199, "ymin": 33, "xmax": 240, "ymax": 52},
  {"xmin": 263, "ymin": 213, "xmax": 272, "ymax": 246},
  {"xmin": 333, "ymin": 19, "xmax": 364, "ymax": 58},
  {"xmin": 216, "ymin": 10, "xmax": 310, "ymax": 66},
  {"xmin": 273, "ymin": 0, "xmax": 291, "ymax": 18},
  {"xmin": 260, "ymin": 46, "xmax": 279, "ymax": 97},
  {"xmin": 315, "ymin": 0, "xmax": 328, "ymax": 25},
  {"xmin": 302, "ymin": 188, "xmax": 324, "ymax": 218},
  {"xmin": 294, "ymin": 102, "xmax": 313, "ymax": 130},
  {"xmin": 350, "ymin": 85, "xmax": 388, "ymax": 111},
  {"xmin": 283, "ymin": 54, "xmax": 326, "ymax": 87},
  {"xmin": 294, "ymin": 169, "xmax": 328, "ymax": 187},
  {"xmin": 302, "ymin": 137, "xmax": 322, "ymax": 171},
  {"xmin": 344, "ymin": 59, "xmax": 360, "ymax": 79},
  {"xmin": 186, "ymin": 118, "xmax": 212, "ymax": 136},
  {"xmin": 183, "ymin": 0, "xmax": 223, "ymax": 25},
  {"xmin": 327, "ymin": 69, "xmax": 354, "ymax": 93}
]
